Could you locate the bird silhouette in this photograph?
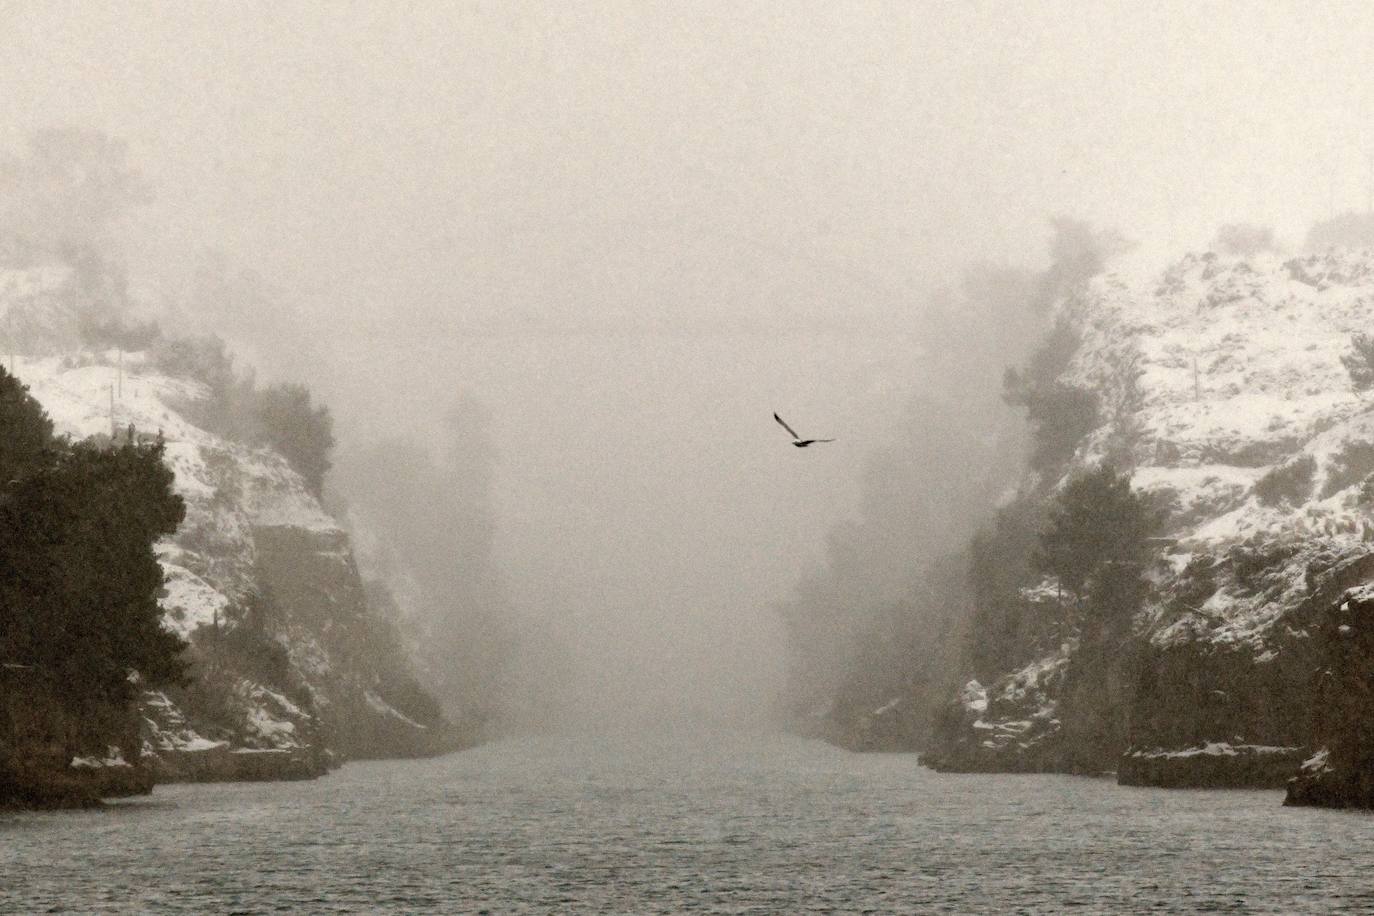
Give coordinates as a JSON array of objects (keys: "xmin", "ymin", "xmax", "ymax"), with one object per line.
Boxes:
[{"xmin": 773, "ymin": 412, "xmax": 835, "ymax": 447}]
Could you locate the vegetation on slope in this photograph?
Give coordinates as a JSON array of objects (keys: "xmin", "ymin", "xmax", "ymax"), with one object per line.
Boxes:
[
  {"xmin": 0, "ymin": 366, "xmax": 186, "ymax": 805},
  {"xmin": 777, "ymin": 219, "xmax": 1127, "ymax": 749}
]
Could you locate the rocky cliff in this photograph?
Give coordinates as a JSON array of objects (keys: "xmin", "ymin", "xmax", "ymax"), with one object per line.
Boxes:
[
  {"xmin": 925, "ymin": 249, "xmax": 1374, "ymax": 804},
  {"xmin": 0, "ymin": 262, "xmax": 457, "ymax": 802}
]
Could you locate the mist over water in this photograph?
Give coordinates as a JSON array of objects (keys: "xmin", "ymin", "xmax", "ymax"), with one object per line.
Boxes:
[{"xmin": 325, "ymin": 330, "xmax": 922, "ymax": 730}]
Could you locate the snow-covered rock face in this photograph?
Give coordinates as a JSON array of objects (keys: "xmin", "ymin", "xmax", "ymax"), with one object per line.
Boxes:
[
  {"xmin": 1073, "ymin": 252, "xmax": 1370, "ymax": 472},
  {"xmin": 9, "ymin": 351, "xmax": 339, "ymax": 761},
  {"xmin": 932, "ymin": 249, "xmax": 1374, "ymax": 784},
  {"xmin": 0, "ymin": 258, "xmax": 458, "ymax": 796},
  {"xmin": 0, "ymin": 283, "xmax": 444, "ymax": 773},
  {"xmin": 922, "ymin": 644, "xmax": 1070, "ymax": 773},
  {"xmin": 18, "ymin": 352, "xmax": 337, "ymax": 641},
  {"xmin": 1062, "ymin": 251, "xmax": 1374, "ymax": 654}
]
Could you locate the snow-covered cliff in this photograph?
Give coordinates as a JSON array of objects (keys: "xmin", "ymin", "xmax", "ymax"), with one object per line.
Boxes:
[
  {"xmin": 927, "ymin": 249, "xmax": 1374, "ymax": 801},
  {"xmin": 1, "ymin": 262, "xmax": 453, "ymax": 789}
]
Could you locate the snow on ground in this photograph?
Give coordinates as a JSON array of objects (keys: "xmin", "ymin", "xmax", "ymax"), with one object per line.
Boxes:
[
  {"xmin": 237, "ymin": 682, "xmax": 309, "ymax": 748},
  {"xmin": 141, "ymin": 691, "xmax": 228, "ymax": 755},
  {"xmin": 69, "ymin": 747, "xmax": 130, "ymax": 769},
  {"xmin": 959, "ymin": 680, "xmax": 987, "ymax": 714},
  {"xmin": 10, "ymin": 350, "xmax": 344, "ymax": 637},
  {"xmin": 156, "ymin": 560, "xmax": 232, "ymax": 639},
  {"xmin": 0, "ymin": 291, "xmax": 347, "ymax": 758},
  {"xmin": 959, "ymin": 641, "xmax": 1073, "ymax": 751},
  {"xmin": 1300, "ymin": 747, "xmax": 1332, "ymax": 774},
  {"xmin": 1125, "ymin": 742, "xmax": 1300, "ymax": 759},
  {"xmin": 364, "ymin": 690, "xmax": 428, "ymax": 731},
  {"xmin": 2, "ymin": 268, "xmax": 433, "ymax": 766},
  {"xmin": 1070, "ymin": 252, "xmax": 1374, "ymax": 469},
  {"xmin": 997, "ymin": 643, "xmax": 1072, "ymax": 707},
  {"xmin": 1059, "ymin": 251, "xmax": 1374, "ymax": 650}
]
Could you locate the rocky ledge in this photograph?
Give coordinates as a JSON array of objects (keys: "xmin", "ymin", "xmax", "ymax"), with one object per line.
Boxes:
[
  {"xmin": 1, "ymin": 753, "xmax": 154, "ymax": 810},
  {"xmin": 1284, "ymin": 583, "xmax": 1374, "ymax": 807},
  {"xmin": 1120, "ymin": 743, "xmax": 1306, "ymax": 789},
  {"xmin": 149, "ymin": 745, "xmax": 329, "ymax": 783},
  {"xmin": 2, "ymin": 666, "xmax": 155, "ymax": 809}
]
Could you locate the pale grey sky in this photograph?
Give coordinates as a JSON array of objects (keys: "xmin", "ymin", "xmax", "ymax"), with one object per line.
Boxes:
[{"xmin": 3, "ymin": 1, "xmax": 1372, "ymax": 722}]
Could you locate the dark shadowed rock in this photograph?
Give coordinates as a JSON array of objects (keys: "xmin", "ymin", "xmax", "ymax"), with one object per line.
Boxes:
[
  {"xmin": 1, "ymin": 666, "xmax": 155, "ymax": 809},
  {"xmin": 1285, "ymin": 583, "xmax": 1374, "ymax": 807},
  {"xmin": 1120, "ymin": 743, "xmax": 1305, "ymax": 789}
]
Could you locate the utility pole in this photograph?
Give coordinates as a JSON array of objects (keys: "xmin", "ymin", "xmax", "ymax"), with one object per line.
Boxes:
[
  {"xmin": 108, "ymin": 384, "xmax": 116, "ymax": 438},
  {"xmin": 117, "ymin": 347, "xmax": 123, "ymax": 399}
]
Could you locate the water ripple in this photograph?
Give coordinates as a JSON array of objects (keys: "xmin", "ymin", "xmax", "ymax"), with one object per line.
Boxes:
[{"xmin": 4, "ymin": 734, "xmax": 1374, "ymax": 913}]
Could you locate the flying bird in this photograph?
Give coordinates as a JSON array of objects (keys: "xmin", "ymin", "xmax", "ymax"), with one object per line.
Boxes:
[{"xmin": 773, "ymin": 412, "xmax": 835, "ymax": 447}]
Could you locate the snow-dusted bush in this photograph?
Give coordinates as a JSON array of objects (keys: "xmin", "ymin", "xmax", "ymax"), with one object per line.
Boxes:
[
  {"xmin": 1340, "ymin": 333, "xmax": 1374, "ymax": 391},
  {"xmin": 1322, "ymin": 441, "xmax": 1374, "ymax": 498},
  {"xmin": 1253, "ymin": 455, "xmax": 1316, "ymax": 507}
]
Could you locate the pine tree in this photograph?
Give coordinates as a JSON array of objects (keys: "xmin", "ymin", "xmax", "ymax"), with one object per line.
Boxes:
[
  {"xmin": 0, "ymin": 365, "xmax": 54, "ymax": 489},
  {"xmin": 1034, "ymin": 464, "xmax": 1161, "ymax": 630},
  {"xmin": 0, "ymin": 438, "xmax": 186, "ymax": 700},
  {"xmin": 253, "ymin": 382, "xmax": 334, "ymax": 496}
]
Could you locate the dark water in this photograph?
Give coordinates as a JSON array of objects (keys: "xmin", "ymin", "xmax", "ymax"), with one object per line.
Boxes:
[{"xmin": 4, "ymin": 734, "xmax": 1373, "ymax": 914}]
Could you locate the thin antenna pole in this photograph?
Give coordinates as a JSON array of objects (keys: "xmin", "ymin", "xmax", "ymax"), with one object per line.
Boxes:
[
  {"xmin": 117, "ymin": 347, "xmax": 123, "ymax": 399},
  {"xmin": 109, "ymin": 384, "xmax": 115, "ymax": 437}
]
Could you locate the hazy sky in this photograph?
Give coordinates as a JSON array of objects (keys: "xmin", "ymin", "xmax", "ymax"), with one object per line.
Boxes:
[{"xmin": 5, "ymin": 1, "xmax": 1374, "ymax": 722}]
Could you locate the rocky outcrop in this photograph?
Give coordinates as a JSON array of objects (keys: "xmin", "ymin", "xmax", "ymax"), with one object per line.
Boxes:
[
  {"xmin": 0, "ymin": 256, "xmax": 470, "ymax": 807},
  {"xmin": 1121, "ymin": 743, "xmax": 1305, "ymax": 789},
  {"xmin": 253, "ymin": 526, "xmax": 454, "ymax": 761},
  {"xmin": 816, "ymin": 695, "xmax": 930, "ymax": 753},
  {"xmin": 925, "ymin": 250, "xmax": 1374, "ymax": 797},
  {"xmin": 1, "ymin": 665, "xmax": 154, "ymax": 808},
  {"xmin": 923, "ymin": 653, "xmax": 1069, "ymax": 773},
  {"xmin": 1284, "ymin": 583, "xmax": 1374, "ymax": 806},
  {"xmin": 150, "ymin": 746, "xmax": 324, "ymax": 783},
  {"xmin": 138, "ymin": 688, "xmax": 330, "ymax": 782},
  {"xmin": 6, "ymin": 346, "xmax": 458, "ymax": 793}
]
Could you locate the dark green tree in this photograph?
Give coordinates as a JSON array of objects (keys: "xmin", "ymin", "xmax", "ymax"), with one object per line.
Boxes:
[
  {"xmin": 1003, "ymin": 319, "xmax": 1100, "ymax": 477},
  {"xmin": 0, "ymin": 366, "xmax": 54, "ymax": 488},
  {"xmin": 1003, "ymin": 376, "xmax": 1099, "ymax": 476},
  {"xmin": 965, "ymin": 496, "xmax": 1056, "ymax": 679},
  {"xmin": 0, "ymin": 439, "xmax": 186, "ymax": 701},
  {"xmin": 253, "ymin": 382, "xmax": 334, "ymax": 496},
  {"xmin": 1034, "ymin": 464, "xmax": 1162, "ymax": 629}
]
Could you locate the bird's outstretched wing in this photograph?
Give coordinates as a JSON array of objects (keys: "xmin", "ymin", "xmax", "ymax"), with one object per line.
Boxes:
[{"xmin": 773, "ymin": 412, "xmax": 801, "ymax": 440}]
